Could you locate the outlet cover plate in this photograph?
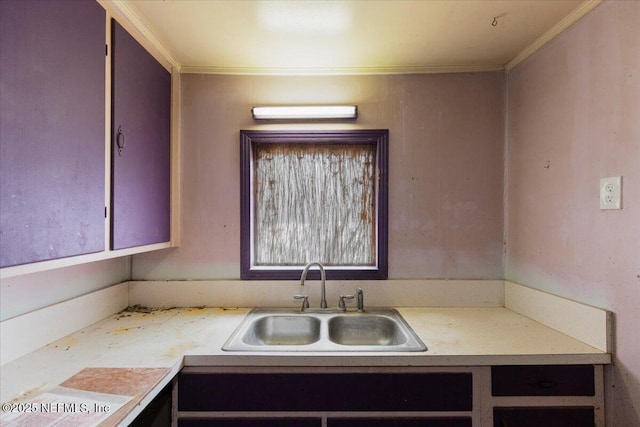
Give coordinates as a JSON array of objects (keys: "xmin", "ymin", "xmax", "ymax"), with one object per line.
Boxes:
[{"xmin": 600, "ymin": 176, "xmax": 622, "ymax": 210}]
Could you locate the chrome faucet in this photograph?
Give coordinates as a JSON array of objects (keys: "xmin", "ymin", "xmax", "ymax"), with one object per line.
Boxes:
[{"xmin": 300, "ymin": 261, "xmax": 327, "ymax": 308}]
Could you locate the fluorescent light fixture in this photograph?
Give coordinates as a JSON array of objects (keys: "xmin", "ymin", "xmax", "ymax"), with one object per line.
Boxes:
[{"xmin": 252, "ymin": 105, "xmax": 358, "ymax": 120}]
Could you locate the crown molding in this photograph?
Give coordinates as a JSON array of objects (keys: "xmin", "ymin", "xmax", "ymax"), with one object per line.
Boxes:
[
  {"xmin": 180, "ymin": 64, "xmax": 505, "ymax": 76},
  {"xmin": 98, "ymin": 0, "xmax": 182, "ymax": 72},
  {"xmin": 506, "ymin": 0, "xmax": 603, "ymax": 71}
]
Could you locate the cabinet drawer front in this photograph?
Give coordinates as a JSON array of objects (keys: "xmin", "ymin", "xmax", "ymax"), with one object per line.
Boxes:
[
  {"xmin": 493, "ymin": 407, "xmax": 594, "ymax": 427},
  {"xmin": 492, "ymin": 365, "xmax": 594, "ymax": 396},
  {"xmin": 328, "ymin": 417, "xmax": 472, "ymax": 427},
  {"xmin": 178, "ymin": 372, "xmax": 472, "ymax": 412},
  {"xmin": 178, "ymin": 418, "xmax": 321, "ymax": 427}
]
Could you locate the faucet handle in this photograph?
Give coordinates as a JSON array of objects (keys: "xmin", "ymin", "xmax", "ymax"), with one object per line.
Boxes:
[
  {"xmin": 356, "ymin": 288, "xmax": 364, "ymax": 312},
  {"xmin": 338, "ymin": 294, "xmax": 355, "ymax": 310},
  {"xmin": 293, "ymin": 295, "xmax": 310, "ymax": 311}
]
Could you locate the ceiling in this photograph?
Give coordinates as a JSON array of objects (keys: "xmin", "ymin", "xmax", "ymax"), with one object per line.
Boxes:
[{"xmin": 122, "ymin": 0, "xmax": 598, "ymax": 75}]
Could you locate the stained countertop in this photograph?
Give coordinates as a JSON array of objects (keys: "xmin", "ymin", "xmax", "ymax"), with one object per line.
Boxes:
[{"xmin": 0, "ymin": 306, "xmax": 610, "ymax": 424}]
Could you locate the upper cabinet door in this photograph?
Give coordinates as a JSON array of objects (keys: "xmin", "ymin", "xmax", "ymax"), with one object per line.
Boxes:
[
  {"xmin": 0, "ymin": 0, "xmax": 106, "ymax": 268},
  {"xmin": 111, "ymin": 21, "xmax": 171, "ymax": 250}
]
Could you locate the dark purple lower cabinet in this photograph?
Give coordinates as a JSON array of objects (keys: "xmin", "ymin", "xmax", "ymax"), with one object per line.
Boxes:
[
  {"xmin": 179, "ymin": 419, "xmax": 320, "ymax": 427},
  {"xmin": 493, "ymin": 407, "xmax": 594, "ymax": 427},
  {"xmin": 111, "ymin": 20, "xmax": 171, "ymax": 250},
  {"xmin": 179, "ymin": 418, "xmax": 471, "ymax": 427},
  {"xmin": 0, "ymin": 0, "xmax": 106, "ymax": 267},
  {"xmin": 177, "ymin": 371, "xmax": 472, "ymax": 426},
  {"xmin": 178, "ymin": 372, "xmax": 472, "ymax": 412},
  {"xmin": 491, "ymin": 365, "xmax": 594, "ymax": 396},
  {"xmin": 491, "ymin": 365, "xmax": 597, "ymax": 426},
  {"xmin": 328, "ymin": 418, "xmax": 471, "ymax": 427},
  {"xmin": 177, "ymin": 367, "xmax": 600, "ymax": 425}
]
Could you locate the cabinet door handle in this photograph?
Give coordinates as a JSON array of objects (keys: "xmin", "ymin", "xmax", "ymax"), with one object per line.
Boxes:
[
  {"xmin": 536, "ymin": 379, "xmax": 555, "ymax": 389},
  {"xmin": 116, "ymin": 125, "xmax": 126, "ymax": 156}
]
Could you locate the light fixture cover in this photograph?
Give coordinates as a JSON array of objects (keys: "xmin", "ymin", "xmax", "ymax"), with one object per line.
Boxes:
[{"xmin": 252, "ymin": 105, "xmax": 357, "ymax": 120}]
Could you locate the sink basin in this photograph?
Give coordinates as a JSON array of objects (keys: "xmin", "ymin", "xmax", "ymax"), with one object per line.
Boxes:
[
  {"xmin": 243, "ymin": 315, "xmax": 321, "ymax": 345},
  {"xmin": 222, "ymin": 308, "xmax": 427, "ymax": 352},
  {"xmin": 328, "ymin": 315, "xmax": 407, "ymax": 346}
]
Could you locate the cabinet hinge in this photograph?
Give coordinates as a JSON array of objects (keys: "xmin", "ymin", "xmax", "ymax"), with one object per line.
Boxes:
[
  {"xmin": 105, "ymin": 206, "xmax": 107, "ymax": 218},
  {"xmin": 105, "ymin": 44, "xmax": 108, "ymax": 56}
]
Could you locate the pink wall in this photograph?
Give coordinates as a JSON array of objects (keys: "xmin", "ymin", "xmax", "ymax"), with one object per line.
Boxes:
[
  {"xmin": 505, "ymin": 1, "xmax": 640, "ymax": 424},
  {"xmin": 133, "ymin": 73, "xmax": 505, "ymax": 280}
]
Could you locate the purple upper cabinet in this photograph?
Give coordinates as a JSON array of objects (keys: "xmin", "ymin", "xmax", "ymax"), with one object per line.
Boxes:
[
  {"xmin": 0, "ymin": 0, "xmax": 106, "ymax": 268},
  {"xmin": 111, "ymin": 21, "xmax": 171, "ymax": 250}
]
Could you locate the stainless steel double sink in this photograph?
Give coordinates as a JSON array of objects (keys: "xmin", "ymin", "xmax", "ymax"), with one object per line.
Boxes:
[{"xmin": 222, "ymin": 308, "xmax": 427, "ymax": 352}]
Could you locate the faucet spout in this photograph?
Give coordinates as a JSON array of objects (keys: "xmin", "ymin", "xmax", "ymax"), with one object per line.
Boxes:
[{"xmin": 300, "ymin": 262, "xmax": 327, "ymax": 308}]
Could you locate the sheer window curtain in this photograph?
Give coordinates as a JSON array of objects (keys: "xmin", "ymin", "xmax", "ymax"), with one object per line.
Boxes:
[{"xmin": 253, "ymin": 143, "xmax": 377, "ymax": 267}]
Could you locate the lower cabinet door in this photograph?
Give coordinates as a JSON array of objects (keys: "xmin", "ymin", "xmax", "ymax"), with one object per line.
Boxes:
[
  {"xmin": 178, "ymin": 372, "xmax": 472, "ymax": 412},
  {"xmin": 493, "ymin": 407, "xmax": 594, "ymax": 427},
  {"xmin": 491, "ymin": 365, "xmax": 594, "ymax": 396},
  {"xmin": 328, "ymin": 418, "xmax": 472, "ymax": 427},
  {"xmin": 178, "ymin": 419, "xmax": 321, "ymax": 427},
  {"xmin": 129, "ymin": 383, "xmax": 171, "ymax": 426}
]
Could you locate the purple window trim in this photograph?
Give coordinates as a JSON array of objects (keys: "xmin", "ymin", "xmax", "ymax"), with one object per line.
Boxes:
[{"xmin": 240, "ymin": 130, "xmax": 389, "ymax": 280}]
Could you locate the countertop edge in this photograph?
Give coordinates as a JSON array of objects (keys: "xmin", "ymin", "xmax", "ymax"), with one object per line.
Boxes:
[{"xmin": 182, "ymin": 352, "xmax": 612, "ymax": 367}]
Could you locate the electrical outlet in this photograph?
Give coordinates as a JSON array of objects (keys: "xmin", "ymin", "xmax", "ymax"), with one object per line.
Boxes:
[{"xmin": 600, "ymin": 176, "xmax": 622, "ymax": 210}]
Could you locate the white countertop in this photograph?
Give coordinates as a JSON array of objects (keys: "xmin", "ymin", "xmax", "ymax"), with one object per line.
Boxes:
[{"xmin": 1, "ymin": 306, "xmax": 610, "ymax": 407}]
